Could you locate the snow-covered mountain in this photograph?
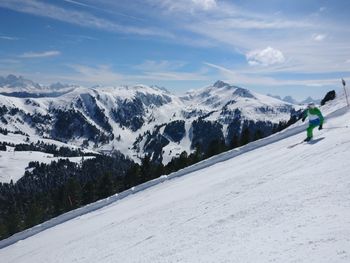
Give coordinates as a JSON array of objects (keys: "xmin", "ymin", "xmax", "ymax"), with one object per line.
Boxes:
[
  {"xmin": 268, "ymin": 93, "xmax": 320, "ymax": 105},
  {"xmin": 0, "ymin": 74, "xmax": 75, "ymax": 94},
  {"xmin": 301, "ymin": 96, "xmax": 321, "ymax": 105},
  {"xmin": 1, "ymin": 92, "xmax": 349, "ymax": 262},
  {"xmin": 0, "ymin": 74, "xmax": 41, "ymax": 91},
  {"xmin": 0, "ymin": 76, "xmax": 298, "ymax": 167},
  {"xmin": 283, "ymin": 95, "xmax": 299, "ymax": 104}
]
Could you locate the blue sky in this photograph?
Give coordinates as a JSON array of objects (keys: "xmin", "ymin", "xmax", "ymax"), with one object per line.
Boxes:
[{"xmin": 0, "ymin": 0, "xmax": 349, "ymax": 100}]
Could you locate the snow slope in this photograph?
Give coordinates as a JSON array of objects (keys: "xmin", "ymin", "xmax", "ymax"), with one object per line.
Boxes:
[
  {"xmin": 0, "ymin": 99, "xmax": 349, "ymax": 262},
  {"xmin": 0, "ymin": 132, "xmax": 97, "ymax": 183},
  {"xmin": 0, "ymin": 148, "xmax": 94, "ymax": 183}
]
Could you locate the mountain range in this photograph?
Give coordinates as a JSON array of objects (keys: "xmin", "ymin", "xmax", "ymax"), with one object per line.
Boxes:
[
  {"xmin": 0, "ymin": 75, "xmax": 299, "ymax": 165},
  {"xmin": 268, "ymin": 93, "xmax": 320, "ymax": 105}
]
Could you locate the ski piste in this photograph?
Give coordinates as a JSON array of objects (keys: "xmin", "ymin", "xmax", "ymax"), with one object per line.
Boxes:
[{"xmin": 288, "ymin": 124, "xmax": 349, "ymax": 148}]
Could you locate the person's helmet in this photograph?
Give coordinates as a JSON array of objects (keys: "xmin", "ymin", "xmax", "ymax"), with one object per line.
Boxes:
[{"xmin": 307, "ymin": 102, "xmax": 315, "ymax": 108}]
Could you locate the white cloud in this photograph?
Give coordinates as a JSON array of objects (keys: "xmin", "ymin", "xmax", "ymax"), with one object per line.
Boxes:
[
  {"xmin": 0, "ymin": 59, "xmax": 21, "ymax": 64},
  {"xmin": 0, "ymin": 0, "xmax": 171, "ymax": 38},
  {"xmin": 192, "ymin": 0, "xmax": 217, "ymax": 10},
  {"xmin": 63, "ymin": 0, "xmax": 92, "ymax": 8},
  {"xmin": 312, "ymin": 34, "xmax": 327, "ymax": 41},
  {"xmin": 19, "ymin": 50, "xmax": 61, "ymax": 58},
  {"xmin": 67, "ymin": 64, "xmax": 123, "ymax": 84},
  {"xmin": 204, "ymin": 62, "xmax": 341, "ymax": 87},
  {"xmin": 138, "ymin": 71, "xmax": 208, "ymax": 81},
  {"xmin": 149, "ymin": 0, "xmax": 217, "ymax": 12},
  {"xmin": 63, "ymin": 0, "xmax": 144, "ymax": 21},
  {"xmin": 132, "ymin": 60, "xmax": 208, "ymax": 81},
  {"xmin": 200, "ymin": 17, "xmax": 311, "ymax": 30},
  {"xmin": 66, "ymin": 64, "xmax": 207, "ymax": 84},
  {"xmin": 0, "ymin": 35, "xmax": 19, "ymax": 40},
  {"xmin": 246, "ymin": 47, "xmax": 285, "ymax": 66},
  {"xmin": 305, "ymin": 83, "xmax": 323, "ymax": 87},
  {"xmin": 135, "ymin": 60, "xmax": 187, "ymax": 71}
]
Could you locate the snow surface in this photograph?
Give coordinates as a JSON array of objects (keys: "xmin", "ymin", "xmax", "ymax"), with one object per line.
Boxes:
[
  {"xmin": 0, "ymin": 132, "xmax": 97, "ymax": 183},
  {"xmin": 1, "ymin": 98, "xmax": 350, "ymax": 262},
  {"xmin": 0, "ymin": 148, "xmax": 94, "ymax": 183}
]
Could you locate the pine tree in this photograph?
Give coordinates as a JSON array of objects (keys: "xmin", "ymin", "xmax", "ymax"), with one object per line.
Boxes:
[
  {"xmin": 124, "ymin": 164, "xmax": 141, "ymax": 189},
  {"xmin": 178, "ymin": 151, "xmax": 188, "ymax": 169},
  {"xmin": 254, "ymin": 129, "xmax": 264, "ymax": 141},
  {"xmin": 321, "ymin": 90, "xmax": 336, "ymax": 106},
  {"xmin": 97, "ymin": 173, "xmax": 114, "ymax": 199},
  {"xmin": 277, "ymin": 121, "xmax": 286, "ymax": 132},
  {"xmin": 82, "ymin": 181, "xmax": 96, "ymax": 205},
  {"xmin": 154, "ymin": 163, "xmax": 165, "ymax": 178},
  {"xmin": 185, "ymin": 144, "xmax": 202, "ymax": 167},
  {"xmin": 229, "ymin": 134, "xmax": 239, "ymax": 149},
  {"xmin": 64, "ymin": 177, "xmax": 82, "ymax": 209},
  {"xmin": 6, "ymin": 204, "xmax": 22, "ymax": 235},
  {"xmin": 206, "ymin": 139, "xmax": 226, "ymax": 158},
  {"xmin": 240, "ymin": 127, "xmax": 251, "ymax": 146},
  {"xmin": 140, "ymin": 155, "xmax": 151, "ymax": 183},
  {"xmin": 0, "ymin": 143, "xmax": 6, "ymax": 151},
  {"xmin": 0, "ymin": 221, "xmax": 8, "ymax": 240},
  {"xmin": 25, "ymin": 201, "xmax": 44, "ymax": 228}
]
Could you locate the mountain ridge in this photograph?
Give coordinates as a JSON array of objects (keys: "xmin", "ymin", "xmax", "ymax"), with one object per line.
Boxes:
[
  {"xmin": 268, "ymin": 93, "xmax": 321, "ymax": 105},
  {"xmin": 1, "ymin": 76, "xmax": 299, "ymax": 167}
]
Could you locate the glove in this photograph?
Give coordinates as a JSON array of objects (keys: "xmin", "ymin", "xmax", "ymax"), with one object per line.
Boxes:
[
  {"xmin": 318, "ymin": 124, "xmax": 323, "ymax": 130},
  {"xmin": 302, "ymin": 117, "xmax": 306, "ymax": 122}
]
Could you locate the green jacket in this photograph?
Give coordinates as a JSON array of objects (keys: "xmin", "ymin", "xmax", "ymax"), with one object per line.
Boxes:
[{"xmin": 303, "ymin": 107, "xmax": 324, "ymax": 125}]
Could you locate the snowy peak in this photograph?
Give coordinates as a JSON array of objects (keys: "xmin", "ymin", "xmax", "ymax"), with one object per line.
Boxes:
[
  {"xmin": 183, "ymin": 80, "xmax": 292, "ymax": 110},
  {"xmin": 232, "ymin": 87, "xmax": 255, "ymax": 99},
  {"xmin": 282, "ymin": 95, "xmax": 299, "ymax": 104},
  {"xmin": 213, "ymin": 81, "xmax": 256, "ymax": 98},
  {"xmin": 0, "ymin": 74, "xmax": 41, "ymax": 91},
  {"xmin": 212, "ymin": 81, "xmax": 254, "ymax": 98},
  {"xmin": 95, "ymin": 84, "xmax": 174, "ymax": 101},
  {"xmin": 267, "ymin": 94, "xmax": 321, "ymax": 105},
  {"xmin": 0, "ymin": 75, "xmax": 77, "ymax": 95},
  {"xmin": 213, "ymin": 80, "xmax": 230, "ymax": 88},
  {"xmin": 301, "ymin": 96, "xmax": 320, "ymax": 105},
  {"xmin": 49, "ymin": 82, "xmax": 76, "ymax": 90}
]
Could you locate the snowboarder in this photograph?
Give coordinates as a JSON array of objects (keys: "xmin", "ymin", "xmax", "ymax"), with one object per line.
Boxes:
[{"xmin": 302, "ymin": 103, "xmax": 324, "ymax": 141}]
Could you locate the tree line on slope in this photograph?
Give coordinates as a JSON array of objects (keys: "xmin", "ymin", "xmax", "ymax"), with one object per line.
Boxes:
[{"xmin": 13, "ymin": 141, "xmax": 94, "ymax": 157}]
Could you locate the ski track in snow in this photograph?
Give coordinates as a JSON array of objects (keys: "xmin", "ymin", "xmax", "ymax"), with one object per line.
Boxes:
[{"xmin": 1, "ymin": 100, "xmax": 350, "ymax": 262}]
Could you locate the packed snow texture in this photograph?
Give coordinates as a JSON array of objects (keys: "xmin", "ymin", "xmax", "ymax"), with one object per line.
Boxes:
[{"xmin": 0, "ymin": 98, "xmax": 349, "ymax": 262}]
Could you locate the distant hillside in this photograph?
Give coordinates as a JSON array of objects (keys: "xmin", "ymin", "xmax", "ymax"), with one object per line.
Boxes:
[{"xmin": 1, "ymin": 76, "xmax": 299, "ymax": 167}]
